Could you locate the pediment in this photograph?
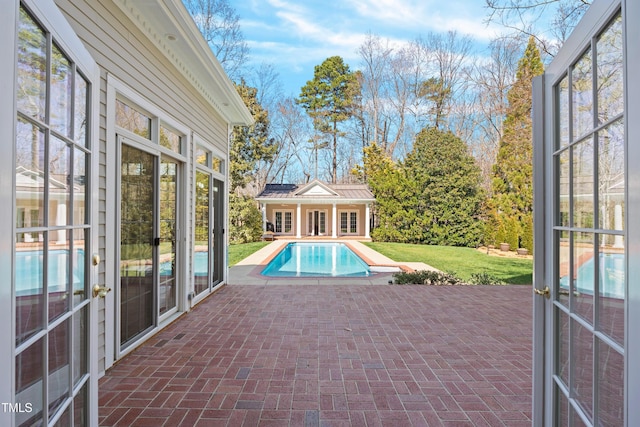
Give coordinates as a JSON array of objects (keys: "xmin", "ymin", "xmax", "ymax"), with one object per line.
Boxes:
[{"xmin": 295, "ymin": 180, "xmax": 339, "ymax": 197}]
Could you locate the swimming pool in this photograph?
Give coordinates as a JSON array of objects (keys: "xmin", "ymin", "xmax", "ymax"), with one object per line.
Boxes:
[
  {"xmin": 261, "ymin": 242, "xmax": 372, "ymax": 277},
  {"xmin": 559, "ymin": 253, "xmax": 625, "ymax": 299}
]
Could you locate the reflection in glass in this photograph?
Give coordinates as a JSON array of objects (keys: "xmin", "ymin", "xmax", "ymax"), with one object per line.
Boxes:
[
  {"xmin": 598, "ymin": 120, "xmax": 624, "ymax": 231},
  {"xmin": 573, "ymin": 49, "xmax": 594, "ymax": 140},
  {"xmin": 73, "ymin": 306, "xmax": 88, "ymax": 385},
  {"xmin": 120, "ymin": 145, "xmax": 155, "ymax": 345},
  {"xmin": 558, "ymin": 149, "xmax": 569, "ymax": 227},
  {"xmin": 51, "ymin": 43, "xmax": 72, "ymax": 137},
  {"xmin": 160, "ymin": 126, "xmax": 181, "ymax": 153},
  {"xmin": 49, "ymin": 319, "xmax": 70, "ymax": 417},
  {"xmin": 555, "ymin": 384, "xmax": 569, "ymax": 426},
  {"xmin": 15, "ymin": 235, "xmax": 44, "ymax": 345},
  {"xmin": 16, "ymin": 118, "xmax": 45, "ymax": 229},
  {"xmin": 115, "ymin": 99, "xmax": 151, "ymax": 139},
  {"xmin": 598, "ymin": 235, "xmax": 624, "ymax": 345},
  {"xmin": 73, "ymin": 383, "xmax": 87, "ymax": 426},
  {"xmin": 557, "ymin": 75, "xmax": 570, "ymax": 148},
  {"xmin": 17, "ymin": 8, "xmax": 47, "ymax": 122},
  {"xmin": 73, "ymin": 234, "xmax": 87, "ymax": 307},
  {"xmin": 573, "ymin": 319, "xmax": 594, "ymax": 421},
  {"xmin": 75, "ymin": 74, "xmax": 88, "ymax": 147},
  {"xmin": 49, "ymin": 233, "xmax": 70, "ymax": 322},
  {"xmin": 212, "ymin": 156, "xmax": 223, "ymax": 173},
  {"xmin": 572, "ymin": 232, "xmax": 594, "ymax": 323},
  {"xmin": 597, "ymin": 340, "xmax": 624, "ymax": 425},
  {"xmin": 556, "ymin": 308, "xmax": 569, "ymax": 387},
  {"xmin": 49, "ymin": 135, "xmax": 71, "ymax": 227},
  {"xmin": 597, "ymin": 14, "xmax": 623, "ymax": 124},
  {"xmin": 557, "ymin": 230, "xmax": 570, "ymax": 307},
  {"xmin": 16, "ymin": 338, "xmax": 44, "ymax": 426},
  {"xmin": 572, "ymin": 138, "xmax": 594, "ymax": 229},
  {"xmin": 159, "ymin": 158, "xmax": 177, "ymax": 316},
  {"xmin": 196, "ymin": 146, "xmax": 209, "ymax": 166},
  {"xmin": 73, "ymin": 148, "xmax": 87, "ymax": 226},
  {"xmin": 194, "ymin": 170, "xmax": 210, "ymax": 295}
]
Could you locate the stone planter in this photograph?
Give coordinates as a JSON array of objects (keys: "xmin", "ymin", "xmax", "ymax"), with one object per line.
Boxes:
[
  {"xmin": 500, "ymin": 243, "xmax": 510, "ymax": 252},
  {"xmin": 517, "ymin": 248, "xmax": 529, "ymax": 255}
]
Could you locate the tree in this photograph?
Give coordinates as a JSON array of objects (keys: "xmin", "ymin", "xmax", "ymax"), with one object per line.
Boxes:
[
  {"xmin": 488, "ymin": 36, "xmax": 544, "ymax": 252},
  {"xmin": 230, "ymin": 80, "xmax": 276, "ymax": 192},
  {"xmin": 485, "ymin": 0, "xmax": 591, "ymax": 56},
  {"xmin": 298, "ymin": 56, "xmax": 360, "ymax": 183},
  {"xmin": 183, "ymin": 0, "xmax": 249, "ymax": 80}
]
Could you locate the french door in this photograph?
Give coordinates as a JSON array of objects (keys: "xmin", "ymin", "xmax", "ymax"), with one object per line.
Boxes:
[
  {"xmin": 308, "ymin": 210, "xmax": 326, "ymax": 236},
  {"xmin": 533, "ymin": 1, "xmax": 639, "ymax": 425},
  {"xmin": 9, "ymin": 1, "xmax": 99, "ymax": 425},
  {"xmin": 119, "ymin": 140, "xmax": 179, "ymax": 348}
]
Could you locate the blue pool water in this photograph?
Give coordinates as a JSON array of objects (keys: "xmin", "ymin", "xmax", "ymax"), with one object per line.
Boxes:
[
  {"xmin": 559, "ymin": 253, "xmax": 625, "ymax": 299},
  {"xmin": 15, "ymin": 249, "xmax": 84, "ymax": 295},
  {"xmin": 261, "ymin": 242, "xmax": 372, "ymax": 277}
]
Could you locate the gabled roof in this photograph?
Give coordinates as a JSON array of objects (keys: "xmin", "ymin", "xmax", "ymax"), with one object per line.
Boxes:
[
  {"xmin": 112, "ymin": 0, "xmax": 253, "ymax": 126},
  {"xmin": 256, "ymin": 180, "xmax": 375, "ymax": 202}
]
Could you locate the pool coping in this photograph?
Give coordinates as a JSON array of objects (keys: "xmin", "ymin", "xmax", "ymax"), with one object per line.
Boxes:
[{"xmin": 228, "ymin": 239, "xmax": 438, "ymax": 286}]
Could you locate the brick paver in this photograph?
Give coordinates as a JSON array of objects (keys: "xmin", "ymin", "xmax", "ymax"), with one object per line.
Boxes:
[{"xmin": 100, "ymin": 285, "xmax": 532, "ymax": 426}]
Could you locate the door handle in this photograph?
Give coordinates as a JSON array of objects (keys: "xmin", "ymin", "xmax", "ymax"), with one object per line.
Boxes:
[
  {"xmin": 93, "ymin": 284, "xmax": 112, "ymax": 298},
  {"xmin": 534, "ymin": 286, "xmax": 550, "ymax": 299}
]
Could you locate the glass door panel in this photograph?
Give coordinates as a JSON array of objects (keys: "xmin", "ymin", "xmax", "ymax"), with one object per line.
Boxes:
[
  {"xmin": 159, "ymin": 157, "xmax": 177, "ymax": 316},
  {"xmin": 213, "ymin": 179, "xmax": 224, "ymax": 285},
  {"xmin": 194, "ymin": 170, "xmax": 210, "ymax": 295},
  {"xmin": 120, "ymin": 144, "xmax": 155, "ymax": 346}
]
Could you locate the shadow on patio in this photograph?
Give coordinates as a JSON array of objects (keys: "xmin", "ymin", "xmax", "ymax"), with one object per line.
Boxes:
[{"xmin": 99, "ymin": 285, "xmax": 532, "ymax": 426}]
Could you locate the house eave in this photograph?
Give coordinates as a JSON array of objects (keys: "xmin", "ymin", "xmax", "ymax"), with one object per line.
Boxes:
[{"xmin": 112, "ymin": 0, "xmax": 254, "ymax": 126}]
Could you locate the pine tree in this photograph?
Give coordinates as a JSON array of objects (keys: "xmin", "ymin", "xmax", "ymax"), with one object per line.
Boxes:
[{"xmin": 488, "ymin": 36, "xmax": 543, "ymax": 252}]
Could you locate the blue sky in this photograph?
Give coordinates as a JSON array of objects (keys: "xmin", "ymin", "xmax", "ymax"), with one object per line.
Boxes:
[{"xmin": 235, "ymin": 0, "xmax": 504, "ymax": 96}]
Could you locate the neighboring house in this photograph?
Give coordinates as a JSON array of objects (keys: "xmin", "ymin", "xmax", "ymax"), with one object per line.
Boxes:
[
  {"xmin": 1, "ymin": 0, "xmax": 252, "ymax": 424},
  {"xmin": 256, "ymin": 180, "xmax": 375, "ymax": 239}
]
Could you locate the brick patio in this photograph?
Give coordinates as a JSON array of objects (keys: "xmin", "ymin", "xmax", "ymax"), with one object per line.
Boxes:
[{"xmin": 99, "ymin": 285, "xmax": 532, "ymax": 426}]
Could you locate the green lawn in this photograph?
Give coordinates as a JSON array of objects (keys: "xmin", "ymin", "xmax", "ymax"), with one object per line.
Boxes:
[
  {"xmin": 228, "ymin": 241, "xmax": 271, "ymax": 266},
  {"xmin": 364, "ymin": 242, "xmax": 533, "ymax": 285}
]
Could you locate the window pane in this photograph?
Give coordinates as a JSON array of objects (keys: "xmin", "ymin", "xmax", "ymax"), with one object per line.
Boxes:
[
  {"xmin": 16, "ymin": 236, "xmax": 45, "ymax": 345},
  {"xmin": 73, "ymin": 232, "xmax": 87, "ymax": 307},
  {"xmin": 555, "ymin": 383, "xmax": 569, "ymax": 426},
  {"xmin": 17, "ymin": 8, "xmax": 47, "ymax": 122},
  {"xmin": 597, "ymin": 14, "xmax": 623, "ymax": 124},
  {"xmin": 160, "ymin": 125, "xmax": 181, "ymax": 153},
  {"xmin": 51, "ymin": 43, "xmax": 73, "ymax": 137},
  {"xmin": 557, "ymin": 230, "xmax": 570, "ymax": 307},
  {"xmin": 572, "ymin": 232, "xmax": 594, "ymax": 323},
  {"xmin": 73, "ymin": 147, "xmax": 87, "ymax": 226},
  {"xmin": 73, "ymin": 383, "xmax": 88, "ymax": 426},
  {"xmin": 557, "ymin": 75, "xmax": 570, "ymax": 148},
  {"xmin": 196, "ymin": 146, "xmax": 209, "ymax": 166},
  {"xmin": 284, "ymin": 212, "xmax": 292, "ymax": 233},
  {"xmin": 16, "ymin": 338, "xmax": 44, "ymax": 426},
  {"xmin": 49, "ymin": 319, "xmax": 70, "ymax": 417},
  {"xmin": 116, "ymin": 99, "xmax": 151, "ymax": 139},
  {"xmin": 341, "ymin": 212, "xmax": 347, "ymax": 233},
  {"xmin": 75, "ymin": 74, "xmax": 88, "ymax": 146},
  {"xmin": 556, "ymin": 308, "xmax": 569, "ymax": 387},
  {"xmin": 350, "ymin": 212, "xmax": 357, "ymax": 233},
  {"xmin": 194, "ymin": 171, "xmax": 210, "ymax": 295},
  {"xmin": 572, "ymin": 138, "xmax": 594, "ymax": 229},
  {"xmin": 573, "ymin": 49, "xmax": 594, "ymax": 140},
  {"xmin": 16, "ymin": 118, "xmax": 45, "ymax": 228},
  {"xmin": 598, "ymin": 235, "xmax": 624, "ymax": 345},
  {"xmin": 558, "ymin": 149, "xmax": 570, "ymax": 227},
  {"xmin": 212, "ymin": 156, "xmax": 223, "ymax": 173},
  {"xmin": 73, "ymin": 306, "xmax": 88, "ymax": 385},
  {"xmin": 598, "ymin": 120, "xmax": 624, "ymax": 231},
  {"xmin": 49, "ymin": 234, "xmax": 70, "ymax": 322},
  {"xmin": 597, "ymin": 340, "xmax": 624, "ymax": 425},
  {"xmin": 572, "ymin": 319, "xmax": 594, "ymax": 421},
  {"xmin": 50, "ymin": 135, "xmax": 71, "ymax": 227}
]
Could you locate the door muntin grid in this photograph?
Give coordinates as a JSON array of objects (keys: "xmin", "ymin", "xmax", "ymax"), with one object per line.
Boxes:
[{"xmin": 552, "ymin": 11, "xmax": 625, "ymax": 426}]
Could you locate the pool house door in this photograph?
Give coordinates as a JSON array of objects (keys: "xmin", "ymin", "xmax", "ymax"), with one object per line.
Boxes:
[
  {"xmin": 308, "ymin": 210, "xmax": 326, "ymax": 236},
  {"xmin": 533, "ymin": 1, "xmax": 640, "ymax": 425}
]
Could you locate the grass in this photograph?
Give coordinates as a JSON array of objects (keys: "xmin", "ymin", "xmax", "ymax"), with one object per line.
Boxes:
[
  {"xmin": 228, "ymin": 241, "xmax": 271, "ymax": 266},
  {"xmin": 363, "ymin": 242, "xmax": 533, "ymax": 285}
]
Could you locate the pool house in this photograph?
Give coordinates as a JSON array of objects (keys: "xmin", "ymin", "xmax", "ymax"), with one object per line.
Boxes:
[
  {"xmin": 2, "ymin": 0, "xmax": 252, "ymax": 424},
  {"xmin": 256, "ymin": 180, "xmax": 375, "ymax": 239}
]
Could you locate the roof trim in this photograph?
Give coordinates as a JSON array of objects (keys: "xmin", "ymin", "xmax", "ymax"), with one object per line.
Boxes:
[
  {"xmin": 112, "ymin": 0, "xmax": 254, "ymax": 126},
  {"xmin": 294, "ymin": 179, "xmax": 340, "ymax": 196}
]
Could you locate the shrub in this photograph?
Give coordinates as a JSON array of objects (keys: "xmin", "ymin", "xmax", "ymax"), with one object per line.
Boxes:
[
  {"xmin": 469, "ymin": 272, "xmax": 505, "ymax": 286},
  {"xmin": 393, "ymin": 270, "xmax": 462, "ymax": 285}
]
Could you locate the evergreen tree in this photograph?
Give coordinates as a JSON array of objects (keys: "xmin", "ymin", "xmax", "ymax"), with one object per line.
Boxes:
[
  {"xmin": 488, "ymin": 36, "xmax": 543, "ymax": 252},
  {"xmin": 298, "ymin": 56, "xmax": 360, "ymax": 183}
]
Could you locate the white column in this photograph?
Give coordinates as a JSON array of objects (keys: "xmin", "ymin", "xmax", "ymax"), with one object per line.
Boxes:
[
  {"xmin": 56, "ymin": 203, "xmax": 67, "ymax": 243},
  {"xmin": 365, "ymin": 203, "xmax": 371, "ymax": 239},
  {"xmin": 332, "ymin": 203, "xmax": 337, "ymax": 238},
  {"xmin": 614, "ymin": 204, "xmax": 624, "ymax": 248},
  {"xmin": 296, "ymin": 204, "xmax": 302, "ymax": 238},
  {"xmin": 262, "ymin": 203, "xmax": 267, "ymax": 232}
]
